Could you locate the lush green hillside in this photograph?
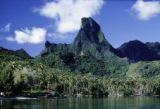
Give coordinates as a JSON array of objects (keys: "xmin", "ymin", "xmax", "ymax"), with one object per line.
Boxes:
[
  {"xmin": 0, "ymin": 60, "xmax": 160, "ymax": 97},
  {"xmin": 126, "ymin": 61, "xmax": 160, "ymax": 79}
]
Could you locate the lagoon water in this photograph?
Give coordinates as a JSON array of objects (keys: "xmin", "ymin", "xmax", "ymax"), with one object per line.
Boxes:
[{"xmin": 0, "ymin": 97, "xmax": 160, "ymax": 109}]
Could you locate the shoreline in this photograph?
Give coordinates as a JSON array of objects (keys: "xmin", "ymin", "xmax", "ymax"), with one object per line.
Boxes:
[
  {"xmin": 0, "ymin": 96, "xmax": 37, "ymax": 100},
  {"xmin": 0, "ymin": 94, "xmax": 159, "ymax": 100}
]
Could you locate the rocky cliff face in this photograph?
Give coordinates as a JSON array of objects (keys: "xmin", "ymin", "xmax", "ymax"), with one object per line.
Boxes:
[{"xmin": 71, "ymin": 17, "xmax": 118, "ymax": 59}]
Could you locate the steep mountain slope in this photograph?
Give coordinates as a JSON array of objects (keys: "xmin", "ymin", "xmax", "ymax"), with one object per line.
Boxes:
[
  {"xmin": 71, "ymin": 17, "xmax": 119, "ymax": 59},
  {"xmin": 117, "ymin": 40, "xmax": 160, "ymax": 62}
]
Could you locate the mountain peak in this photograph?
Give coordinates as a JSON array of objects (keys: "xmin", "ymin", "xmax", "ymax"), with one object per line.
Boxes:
[
  {"xmin": 72, "ymin": 17, "xmax": 117, "ymax": 59},
  {"xmin": 77, "ymin": 17, "xmax": 104, "ymax": 44},
  {"xmin": 16, "ymin": 48, "xmax": 26, "ymax": 52},
  {"xmin": 15, "ymin": 48, "xmax": 32, "ymax": 59},
  {"xmin": 81, "ymin": 17, "xmax": 100, "ymax": 32},
  {"xmin": 45, "ymin": 41, "xmax": 51, "ymax": 48}
]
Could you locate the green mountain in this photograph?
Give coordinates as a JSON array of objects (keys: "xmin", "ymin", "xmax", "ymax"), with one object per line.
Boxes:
[
  {"xmin": 40, "ymin": 17, "xmax": 120, "ymax": 58},
  {"xmin": 37, "ymin": 17, "xmax": 128, "ymax": 77},
  {"xmin": 71, "ymin": 17, "xmax": 119, "ymax": 58}
]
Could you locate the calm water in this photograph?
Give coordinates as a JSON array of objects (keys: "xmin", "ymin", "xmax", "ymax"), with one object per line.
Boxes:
[{"xmin": 0, "ymin": 97, "xmax": 160, "ymax": 109}]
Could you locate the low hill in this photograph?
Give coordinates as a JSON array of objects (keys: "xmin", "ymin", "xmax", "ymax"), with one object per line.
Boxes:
[{"xmin": 0, "ymin": 47, "xmax": 32, "ymax": 61}]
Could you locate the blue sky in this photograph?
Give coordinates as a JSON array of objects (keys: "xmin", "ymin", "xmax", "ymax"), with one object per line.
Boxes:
[{"xmin": 0, "ymin": 0, "xmax": 160, "ymax": 56}]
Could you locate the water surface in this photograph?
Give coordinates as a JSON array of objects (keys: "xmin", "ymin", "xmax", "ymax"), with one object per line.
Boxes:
[{"xmin": 0, "ymin": 97, "xmax": 160, "ymax": 109}]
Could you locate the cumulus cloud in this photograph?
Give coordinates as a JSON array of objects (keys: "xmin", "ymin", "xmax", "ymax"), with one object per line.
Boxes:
[
  {"xmin": 0, "ymin": 23, "xmax": 11, "ymax": 32},
  {"xmin": 6, "ymin": 27, "xmax": 47, "ymax": 44},
  {"xmin": 131, "ymin": 0, "xmax": 160, "ymax": 20},
  {"xmin": 36, "ymin": 0, "xmax": 104, "ymax": 34}
]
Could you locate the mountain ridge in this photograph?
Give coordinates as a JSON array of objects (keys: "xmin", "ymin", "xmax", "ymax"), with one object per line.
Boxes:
[
  {"xmin": 0, "ymin": 47, "xmax": 32, "ymax": 60},
  {"xmin": 117, "ymin": 40, "xmax": 160, "ymax": 62},
  {"xmin": 41, "ymin": 17, "xmax": 160, "ymax": 62}
]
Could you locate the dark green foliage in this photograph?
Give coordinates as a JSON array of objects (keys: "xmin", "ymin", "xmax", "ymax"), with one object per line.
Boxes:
[
  {"xmin": 0, "ymin": 59, "xmax": 160, "ymax": 96},
  {"xmin": 0, "ymin": 62, "xmax": 14, "ymax": 92},
  {"xmin": 37, "ymin": 50, "xmax": 128, "ymax": 77},
  {"xmin": 60, "ymin": 52, "xmax": 75, "ymax": 65}
]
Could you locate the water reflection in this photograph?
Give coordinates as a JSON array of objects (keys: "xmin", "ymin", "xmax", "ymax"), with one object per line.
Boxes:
[{"xmin": 0, "ymin": 97, "xmax": 160, "ymax": 109}]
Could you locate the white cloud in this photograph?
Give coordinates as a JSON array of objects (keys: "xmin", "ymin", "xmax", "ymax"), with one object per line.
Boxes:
[
  {"xmin": 131, "ymin": 0, "xmax": 160, "ymax": 20},
  {"xmin": 48, "ymin": 32, "xmax": 68, "ymax": 39},
  {"xmin": 6, "ymin": 27, "xmax": 47, "ymax": 44},
  {"xmin": 36, "ymin": 0, "xmax": 104, "ymax": 34},
  {"xmin": 0, "ymin": 23, "xmax": 11, "ymax": 32}
]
